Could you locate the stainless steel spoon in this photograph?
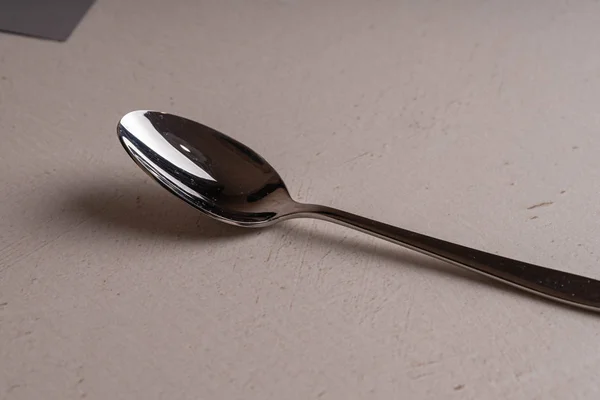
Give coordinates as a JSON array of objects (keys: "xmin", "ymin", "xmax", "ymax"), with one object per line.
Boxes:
[{"xmin": 117, "ymin": 110, "xmax": 600, "ymax": 312}]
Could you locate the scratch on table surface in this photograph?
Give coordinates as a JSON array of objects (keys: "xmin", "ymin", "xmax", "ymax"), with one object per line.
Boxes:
[
  {"xmin": 266, "ymin": 247, "xmax": 274, "ymax": 262},
  {"xmin": 266, "ymin": 225, "xmax": 293, "ymax": 263},
  {"xmin": 453, "ymin": 212, "xmax": 486, "ymax": 239},
  {"xmin": 356, "ymin": 246, "xmax": 375, "ymax": 325},
  {"xmin": 468, "ymin": 42, "xmax": 479, "ymax": 61},
  {"xmin": 403, "ymin": 289, "xmax": 415, "ymax": 333},
  {"xmin": 343, "ymin": 151, "xmax": 371, "ymax": 164},
  {"xmin": 319, "ymin": 248, "xmax": 334, "ymax": 264},
  {"xmin": 7, "ymin": 384, "xmax": 21, "ymax": 394},
  {"xmin": 409, "ymin": 370, "xmax": 436, "ymax": 380},
  {"xmin": 288, "ymin": 219, "xmax": 316, "ymax": 311},
  {"xmin": 412, "ymin": 358, "xmax": 442, "ymax": 368},
  {"xmin": 497, "ymin": 74, "xmax": 504, "ymax": 96},
  {"xmin": 295, "ymin": 180, "xmax": 304, "ymax": 200},
  {"xmin": 315, "ymin": 234, "xmax": 347, "ymax": 287},
  {"xmin": 317, "ymin": 234, "xmax": 347, "ymax": 265},
  {"xmin": 0, "ymin": 214, "xmax": 94, "ymax": 272},
  {"xmin": 527, "ymin": 201, "xmax": 554, "ymax": 210},
  {"xmin": 1, "ymin": 190, "xmax": 126, "ymax": 271}
]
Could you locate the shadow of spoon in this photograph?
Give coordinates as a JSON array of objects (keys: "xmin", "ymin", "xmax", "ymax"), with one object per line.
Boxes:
[
  {"xmin": 62, "ymin": 177, "xmax": 252, "ymax": 242},
  {"xmin": 60, "ymin": 177, "xmax": 599, "ymax": 317}
]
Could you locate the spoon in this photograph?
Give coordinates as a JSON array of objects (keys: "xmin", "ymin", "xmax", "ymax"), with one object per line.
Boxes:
[{"xmin": 117, "ymin": 110, "xmax": 600, "ymax": 312}]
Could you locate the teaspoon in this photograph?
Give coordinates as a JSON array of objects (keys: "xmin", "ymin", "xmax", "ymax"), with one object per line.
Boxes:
[{"xmin": 117, "ymin": 110, "xmax": 600, "ymax": 312}]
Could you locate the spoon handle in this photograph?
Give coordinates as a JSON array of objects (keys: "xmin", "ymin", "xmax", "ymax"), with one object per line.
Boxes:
[{"xmin": 300, "ymin": 204, "xmax": 600, "ymax": 312}]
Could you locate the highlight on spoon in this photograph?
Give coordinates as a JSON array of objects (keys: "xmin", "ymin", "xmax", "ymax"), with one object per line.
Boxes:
[{"xmin": 119, "ymin": 110, "xmax": 216, "ymax": 182}]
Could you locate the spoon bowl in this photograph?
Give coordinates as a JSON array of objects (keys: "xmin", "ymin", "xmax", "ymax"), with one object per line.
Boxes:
[
  {"xmin": 118, "ymin": 110, "xmax": 301, "ymax": 226},
  {"xmin": 118, "ymin": 110, "xmax": 600, "ymax": 313}
]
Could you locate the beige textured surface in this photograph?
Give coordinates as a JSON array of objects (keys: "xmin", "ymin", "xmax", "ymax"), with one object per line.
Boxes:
[{"xmin": 2, "ymin": 1, "xmax": 600, "ymax": 399}]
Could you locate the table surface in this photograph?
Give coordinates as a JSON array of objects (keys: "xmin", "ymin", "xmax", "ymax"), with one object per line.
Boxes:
[{"xmin": 2, "ymin": 1, "xmax": 600, "ymax": 399}]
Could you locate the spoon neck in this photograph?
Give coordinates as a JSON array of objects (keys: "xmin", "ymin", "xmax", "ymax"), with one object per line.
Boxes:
[
  {"xmin": 285, "ymin": 203, "xmax": 369, "ymax": 228},
  {"xmin": 287, "ymin": 202, "xmax": 335, "ymax": 218},
  {"xmin": 288, "ymin": 203, "xmax": 366, "ymax": 227}
]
